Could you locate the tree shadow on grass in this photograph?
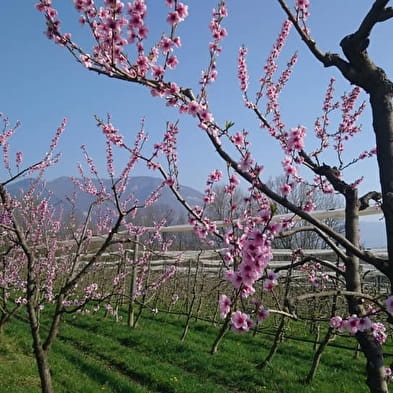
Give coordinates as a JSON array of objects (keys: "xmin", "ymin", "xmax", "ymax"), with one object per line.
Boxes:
[{"xmin": 56, "ymin": 345, "xmax": 140, "ymax": 393}]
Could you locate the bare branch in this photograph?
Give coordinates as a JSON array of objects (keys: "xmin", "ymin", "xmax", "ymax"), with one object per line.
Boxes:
[
  {"xmin": 275, "ymin": 0, "xmax": 352, "ymax": 75},
  {"xmin": 359, "ymin": 191, "xmax": 382, "ymax": 210}
]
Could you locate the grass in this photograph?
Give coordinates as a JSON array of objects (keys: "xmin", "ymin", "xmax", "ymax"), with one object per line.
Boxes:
[{"xmin": 0, "ymin": 310, "xmax": 386, "ymax": 393}]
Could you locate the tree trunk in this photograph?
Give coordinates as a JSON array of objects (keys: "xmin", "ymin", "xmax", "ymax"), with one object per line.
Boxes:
[
  {"xmin": 43, "ymin": 296, "xmax": 64, "ymax": 351},
  {"xmin": 369, "ymin": 91, "xmax": 393, "ymax": 287},
  {"xmin": 357, "ymin": 331, "xmax": 387, "ymax": 393},
  {"xmin": 306, "ymin": 327, "xmax": 334, "ymax": 384},
  {"xmin": 33, "ymin": 343, "xmax": 53, "ymax": 393},
  {"xmin": 127, "ymin": 236, "xmax": 139, "ymax": 328},
  {"xmin": 256, "ymin": 316, "xmax": 286, "ymax": 369},
  {"xmin": 344, "ymin": 191, "xmax": 388, "ymax": 393},
  {"xmin": 211, "ymin": 316, "xmax": 230, "ymax": 355},
  {"xmin": 27, "ymin": 302, "xmax": 54, "ymax": 393}
]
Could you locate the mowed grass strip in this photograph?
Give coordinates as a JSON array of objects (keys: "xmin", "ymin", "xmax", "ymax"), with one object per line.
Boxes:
[
  {"xmin": 1, "ymin": 311, "xmax": 373, "ymax": 393},
  {"xmin": 63, "ymin": 311, "xmax": 369, "ymax": 393},
  {"xmin": 0, "ymin": 318, "xmax": 148, "ymax": 393},
  {"xmin": 60, "ymin": 318, "xmax": 232, "ymax": 393}
]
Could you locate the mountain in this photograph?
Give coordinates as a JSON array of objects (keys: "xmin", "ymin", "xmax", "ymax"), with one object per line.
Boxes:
[
  {"xmin": 6, "ymin": 176, "xmax": 204, "ymax": 222},
  {"xmin": 5, "ymin": 177, "xmax": 387, "ymax": 249}
]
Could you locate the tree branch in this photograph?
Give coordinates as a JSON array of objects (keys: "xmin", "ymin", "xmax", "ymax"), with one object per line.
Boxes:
[{"xmin": 275, "ymin": 0, "xmax": 352, "ymax": 75}]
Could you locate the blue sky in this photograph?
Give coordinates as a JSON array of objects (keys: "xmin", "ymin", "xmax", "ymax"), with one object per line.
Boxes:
[{"xmin": 0, "ymin": 0, "xmax": 392, "ymax": 195}]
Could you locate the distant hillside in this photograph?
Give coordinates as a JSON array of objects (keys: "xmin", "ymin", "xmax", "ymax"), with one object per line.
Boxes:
[
  {"xmin": 5, "ymin": 177, "xmax": 386, "ymax": 249},
  {"xmin": 6, "ymin": 176, "xmax": 203, "ymax": 222}
]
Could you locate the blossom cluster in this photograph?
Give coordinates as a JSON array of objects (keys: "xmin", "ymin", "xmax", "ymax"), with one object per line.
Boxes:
[
  {"xmin": 36, "ymin": 0, "xmax": 187, "ymax": 81},
  {"xmin": 230, "ymin": 310, "xmax": 253, "ymax": 333},
  {"xmin": 334, "ymin": 87, "xmax": 365, "ymax": 154},
  {"xmin": 386, "ymin": 295, "xmax": 393, "ymax": 313},
  {"xmin": 261, "ymin": 19, "xmax": 292, "ymax": 87},
  {"xmin": 208, "ymin": 1, "xmax": 228, "ymax": 53},
  {"xmin": 225, "ymin": 229, "xmax": 275, "ymax": 298},
  {"xmin": 295, "ymin": 0, "xmax": 310, "ymax": 20},
  {"xmin": 300, "ymin": 262, "xmax": 329, "ymax": 288},
  {"xmin": 385, "ymin": 367, "xmax": 393, "ymax": 383},
  {"xmin": 237, "ymin": 46, "xmax": 248, "ymax": 93},
  {"xmin": 330, "ymin": 314, "xmax": 387, "ymax": 344},
  {"xmin": 219, "ymin": 295, "xmax": 270, "ymax": 333},
  {"xmin": 197, "ymin": 1, "xmax": 228, "ymax": 106},
  {"xmin": 230, "ymin": 304, "xmax": 270, "ymax": 333},
  {"xmin": 99, "ymin": 121, "xmax": 124, "ymax": 146}
]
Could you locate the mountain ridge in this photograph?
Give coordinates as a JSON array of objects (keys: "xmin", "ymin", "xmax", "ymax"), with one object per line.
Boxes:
[
  {"xmin": 6, "ymin": 176, "xmax": 204, "ymax": 221},
  {"xmin": 5, "ymin": 176, "xmax": 386, "ymax": 248}
]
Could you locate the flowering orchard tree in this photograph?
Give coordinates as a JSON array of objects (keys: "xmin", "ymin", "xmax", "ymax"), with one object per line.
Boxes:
[
  {"xmin": 0, "ymin": 113, "xmax": 178, "ymax": 393},
  {"xmin": 36, "ymin": 0, "xmax": 393, "ymax": 392}
]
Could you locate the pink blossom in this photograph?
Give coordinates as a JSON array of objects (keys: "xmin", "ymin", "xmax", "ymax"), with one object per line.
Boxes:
[
  {"xmin": 231, "ymin": 311, "xmax": 253, "ymax": 333},
  {"xmin": 219, "ymin": 294, "xmax": 231, "ymax": 319},
  {"xmin": 371, "ymin": 322, "xmax": 387, "ymax": 344},
  {"xmin": 240, "ymin": 284, "xmax": 256, "ymax": 298},
  {"xmin": 223, "ymin": 251, "xmax": 233, "ymax": 265},
  {"xmin": 15, "ymin": 297, "xmax": 27, "ymax": 305},
  {"xmin": 266, "ymin": 270, "xmax": 278, "ymax": 282},
  {"xmin": 240, "ymin": 263, "xmax": 260, "ymax": 286},
  {"xmin": 261, "ymin": 19, "xmax": 292, "ymax": 83},
  {"xmin": 358, "ymin": 316, "xmax": 372, "ymax": 332},
  {"xmin": 268, "ymin": 222, "xmax": 282, "ymax": 235},
  {"xmin": 207, "ymin": 169, "xmax": 222, "ymax": 184},
  {"xmin": 187, "ymin": 101, "xmax": 201, "ymax": 117},
  {"xmin": 237, "ymin": 46, "xmax": 249, "ymax": 92},
  {"xmin": 257, "ymin": 307, "xmax": 270, "ymax": 324},
  {"xmin": 138, "ymin": 24, "xmax": 149, "ymax": 39},
  {"xmin": 385, "ymin": 295, "xmax": 393, "ymax": 313},
  {"xmin": 166, "ymin": 11, "xmax": 181, "ymax": 25},
  {"xmin": 16, "ymin": 151, "xmax": 23, "ymax": 167},
  {"xmin": 225, "ymin": 270, "xmax": 242, "ymax": 289},
  {"xmin": 203, "ymin": 188, "xmax": 216, "ymax": 204},
  {"xmin": 170, "ymin": 36, "xmax": 180, "ymax": 48},
  {"xmin": 296, "ymin": 0, "xmax": 310, "ymax": 13},
  {"xmin": 295, "ymin": 0, "xmax": 310, "ymax": 21},
  {"xmin": 303, "ymin": 200, "xmax": 315, "ymax": 212},
  {"xmin": 287, "ymin": 126, "xmax": 306, "ymax": 152},
  {"xmin": 263, "ymin": 279, "xmax": 276, "ymax": 292},
  {"xmin": 166, "ymin": 55, "xmax": 178, "ymax": 69},
  {"xmin": 100, "ymin": 122, "xmax": 124, "ymax": 146},
  {"xmin": 330, "ymin": 316, "xmax": 343, "ymax": 330},
  {"xmin": 199, "ymin": 108, "xmax": 213, "ymax": 123},
  {"xmin": 232, "ymin": 132, "xmax": 245, "ymax": 147},
  {"xmin": 283, "ymin": 163, "xmax": 297, "ymax": 176},
  {"xmin": 136, "ymin": 55, "xmax": 150, "ymax": 76},
  {"xmin": 165, "ymin": 177, "xmax": 175, "ymax": 187},
  {"xmin": 238, "ymin": 152, "xmax": 255, "ymax": 171},
  {"xmin": 229, "ymin": 173, "xmax": 240, "ymax": 186},
  {"xmin": 80, "ymin": 54, "xmax": 92, "ymax": 68},
  {"xmin": 159, "ymin": 36, "xmax": 173, "ymax": 54},
  {"xmin": 84, "ymin": 283, "xmax": 98, "ymax": 297},
  {"xmin": 152, "ymin": 65, "xmax": 164, "ymax": 79},
  {"xmin": 176, "ymin": 2, "xmax": 188, "ymax": 20},
  {"xmin": 280, "ymin": 183, "xmax": 292, "ymax": 195},
  {"xmin": 165, "ymin": 82, "xmax": 180, "ymax": 96}
]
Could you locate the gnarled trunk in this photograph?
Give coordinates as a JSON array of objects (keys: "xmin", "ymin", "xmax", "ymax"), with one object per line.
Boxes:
[
  {"xmin": 27, "ymin": 302, "xmax": 54, "ymax": 393},
  {"xmin": 344, "ymin": 191, "xmax": 388, "ymax": 393},
  {"xmin": 369, "ymin": 91, "xmax": 393, "ymax": 288}
]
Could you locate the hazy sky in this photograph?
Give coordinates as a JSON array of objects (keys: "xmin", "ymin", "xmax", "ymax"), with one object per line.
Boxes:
[{"xmin": 1, "ymin": 1, "xmax": 392, "ymax": 194}]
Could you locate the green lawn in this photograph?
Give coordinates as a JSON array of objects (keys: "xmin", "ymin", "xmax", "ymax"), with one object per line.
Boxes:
[{"xmin": 0, "ymin": 311, "xmax": 389, "ymax": 393}]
